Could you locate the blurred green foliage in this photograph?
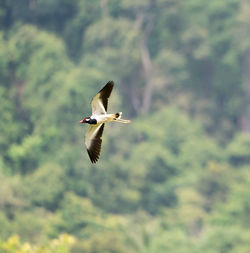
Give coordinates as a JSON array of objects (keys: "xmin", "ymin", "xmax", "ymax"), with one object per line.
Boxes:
[{"xmin": 1, "ymin": 0, "xmax": 250, "ymax": 252}]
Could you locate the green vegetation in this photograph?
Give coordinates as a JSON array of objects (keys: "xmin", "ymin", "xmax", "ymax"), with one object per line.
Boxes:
[{"xmin": 1, "ymin": 0, "xmax": 250, "ymax": 252}]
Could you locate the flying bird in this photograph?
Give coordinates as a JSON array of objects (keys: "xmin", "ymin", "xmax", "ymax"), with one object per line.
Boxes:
[{"xmin": 80, "ymin": 81, "xmax": 130, "ymax": 163}]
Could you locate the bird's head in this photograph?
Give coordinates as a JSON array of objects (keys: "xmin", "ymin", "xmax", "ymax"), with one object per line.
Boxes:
[{"xmin": 80, "ymin": 117, "xmax": 90, "ymax": 123}]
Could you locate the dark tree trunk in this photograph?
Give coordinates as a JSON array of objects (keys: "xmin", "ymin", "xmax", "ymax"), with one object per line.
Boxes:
[
  {"xmin": 140, "ymin": 37, "xmax": 154, "ymax": 114},
  {"xmin": 29, "ymin": 0, "xmax": 36, "ymax": 10},
  {"xmin": 241, "ymin": 49, "xmax": 250, "ymax": 133},
  {"xmin": 100, "ymin": 0, "xmax": 110, "ymax": 47},
  {"xmin": 135, "ymin": 11, "xmax": 154, "ymax": 115},
  {"xmin": 100, "ymin": 0, "xmax": 108, "ymax": 18}
]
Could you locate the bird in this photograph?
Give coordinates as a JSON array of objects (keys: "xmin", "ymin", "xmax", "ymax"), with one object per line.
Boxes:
[{"xmin": 80, "ymin": 81, "xmax": 131, "ymax": 163}]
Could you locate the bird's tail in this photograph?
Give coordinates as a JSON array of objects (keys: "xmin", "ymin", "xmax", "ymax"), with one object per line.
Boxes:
[{"xmin": 113, "ymin": 112, "xmax": 131, "ymax": 123}]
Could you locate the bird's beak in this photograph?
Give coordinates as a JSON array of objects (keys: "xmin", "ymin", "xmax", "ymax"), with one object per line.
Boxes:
[{"xmin": 80, "ymin": 119, "xmax": 85, "ymax": 123}]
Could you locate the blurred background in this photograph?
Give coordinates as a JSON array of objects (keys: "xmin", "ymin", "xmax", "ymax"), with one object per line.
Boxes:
[{"xmin": 1, "ymin": 0, "xmax": 250, "ymax": 252}]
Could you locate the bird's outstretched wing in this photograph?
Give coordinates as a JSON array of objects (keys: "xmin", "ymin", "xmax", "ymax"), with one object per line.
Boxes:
[
  {"xmin": 85, "ymin": 123, "xmax": 105, "ymax": 163},
  {"xmin": 91, "ymin": 81, "xmax": 114, "ymax": 115}
]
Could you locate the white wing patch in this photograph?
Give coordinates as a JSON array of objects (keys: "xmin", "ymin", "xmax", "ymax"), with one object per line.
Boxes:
[
  {"xmin": 85, "ymin": 124, "xmax": 102, "ymax": 149},
  {"xmin": 91, "ymin": 95, "xmax": 106, "ymax": 115},
  {"xmin": 85, "ymin": 124, "xmax": 105, "ymax": 163},
  {"xmin": 90, "ymin": 81, "xmax": 114, "ymax": 115}
]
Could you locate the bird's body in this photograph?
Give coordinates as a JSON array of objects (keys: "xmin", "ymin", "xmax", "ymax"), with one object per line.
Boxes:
[
  {"xmin": 80, "ymin": 81, "xmax": 130, "ymax": 163},
  {"xmin": 91, "ymin": 113, "xmax": 119, "ymax": 123}
]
